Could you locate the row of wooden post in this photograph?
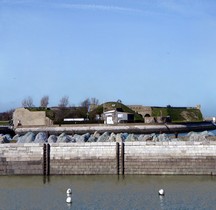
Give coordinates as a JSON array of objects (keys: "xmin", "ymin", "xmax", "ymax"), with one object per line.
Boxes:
[
  {"xmin": 43, "ymin": 144, "xmax": 50, "ymax": 176},
  {"xmin": 43, "ymin": 142, "xmax": 125, "ymax": 176},
  {"xmin": 116, "ymin": 142, "xmax": 125, "ymax": 175}
]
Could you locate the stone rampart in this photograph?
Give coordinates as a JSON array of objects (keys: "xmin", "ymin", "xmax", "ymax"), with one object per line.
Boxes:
[
  {"xmin": 14, "ymin": 122, "xmax": 216, "ymax": 135},
  {"xmin": 0, "ymin": 144, "xmax": 43, "ymax": 175},
  {"xmin": 13, "ymin": 108, "xmax": 53, "ymax": 128},
  {"xmin": 50, "ymin": 143, "xmax": 119, "ymax": 175},
  {"xmin": 124, "ymin": 142, "xmax": 216, "ymax": 175},
  {"xmin": 1, "ymin": 142, "xmax": 216, "ymax": 175}
]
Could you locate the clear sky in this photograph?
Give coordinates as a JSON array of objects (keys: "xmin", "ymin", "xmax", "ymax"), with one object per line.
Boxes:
[{"xmin": 1, "ymin": 0, "xmax": 216, "ymax": 117}]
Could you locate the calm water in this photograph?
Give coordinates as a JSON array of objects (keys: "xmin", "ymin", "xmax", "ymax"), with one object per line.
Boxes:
[
  {"xmin": 0, "ymin": 175, "xmax": 216, "ymax": 210},
  {"xmin": 210, "ymin": 129, "xmax": 216, "ymax": 135}
]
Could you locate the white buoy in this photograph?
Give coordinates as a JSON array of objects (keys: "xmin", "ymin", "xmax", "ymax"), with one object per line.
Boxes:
[
  {"xmin": 66, "ymin": 188, "xmax": 72, "ymax": 195},
  {"xmin": 158, "ymin": 189, "xmax": 165, "ymax": 196},
  {"xmin": 66, "ymin": 196, "xmax": 72, "ymax": 203}
]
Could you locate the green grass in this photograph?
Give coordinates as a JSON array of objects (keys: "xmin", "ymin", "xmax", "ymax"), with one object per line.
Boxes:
[
  {"xmin": 0, "ymin": 121, "xmax": 9, "ymax": 125},
  {"xmin": 152, "ymin": 107, "xmax": 203, "ymax": 122},
  {"xmin": 90, "ymin": 102, "xmax": 144, "ymax": 122},
  {"xmin": 152, "ymin": 107, "xmax": 168, "ymax": 117},
  {"xmin": 26, "ymin": 107, "xmax": 55, "ymax": 120}
]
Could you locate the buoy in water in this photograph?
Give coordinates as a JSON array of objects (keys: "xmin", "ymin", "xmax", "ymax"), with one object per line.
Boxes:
[
  {"xmin": 158, "ymin": 189, "xmax": 165, "ymax": 196},
  {"xmin": 66, "ymin": 188, "xmax": 72, "ymax": 195},
  {"xmin": 66, "ymin": 196, "xmax": 72, "ymax": 203}
]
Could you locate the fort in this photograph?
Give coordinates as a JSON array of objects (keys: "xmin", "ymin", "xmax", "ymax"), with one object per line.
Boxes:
[
  {"xmin": 1, "ymin": 103, "xmax": 216, "ymax": 176},
  {"xmin": 12, "ymin": 102, "xmax": 204, "ymax": 128},
  {"xmin": 10, "ymin": 102, "xmax": 215, "ymax": 135}
]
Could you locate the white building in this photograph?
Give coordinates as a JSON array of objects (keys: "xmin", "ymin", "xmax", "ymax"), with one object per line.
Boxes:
[{"xmin": 103, "ymin": 110, "xmax": 134, "ymax": 125}]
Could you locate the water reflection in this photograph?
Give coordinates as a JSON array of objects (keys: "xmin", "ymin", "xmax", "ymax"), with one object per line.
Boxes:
[
  {"xmin": 0, "ymin": 175, "xmax": 216, "ymax": 210},
  {"xmin": 43, "ymin": 176, "xmax": 50, "ymax": 184},
  {"xmin": 159, "ymin": 195, "xmax": 165, "ymax": 210},
  {"xmin": 66, "ymin": 201, "xmax": 72, "ymax": 209}
]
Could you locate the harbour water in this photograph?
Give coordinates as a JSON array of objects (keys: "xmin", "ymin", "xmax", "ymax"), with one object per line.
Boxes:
[
  {"xmin": 0, "ymin": 175, "xmax": 216, "ymax": 210},
  {"xmin": 211, "ymin": 129, "xmax": 216, "ymax": 135}
]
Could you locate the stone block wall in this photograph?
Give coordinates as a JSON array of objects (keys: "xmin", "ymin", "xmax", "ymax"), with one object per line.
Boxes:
[
  {"xmin": 13, "ymin": 108, "xmax": 52, "ymax": 127},
  {"xmin": 50, "ymin": 143, "xmax": 119, "ymax": 175},
  {"xmin": 124, "ymin": 142, "xmax": 216, "ymax": 175},
  {"xmin": 0, "ymin": 144, "xmax": 44, "ymax": 175},
  {"xmin": 1, "ymin": 142, "xmax": 216, "ymax": 175}
]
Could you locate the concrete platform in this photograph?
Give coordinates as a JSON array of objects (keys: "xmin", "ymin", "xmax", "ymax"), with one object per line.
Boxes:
[{"xmin": 14, "ymin": 122, "xmax": 216, "ymax": 135}]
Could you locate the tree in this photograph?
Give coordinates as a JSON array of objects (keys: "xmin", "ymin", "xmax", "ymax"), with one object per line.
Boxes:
[
  {"xmin": 58, "ymin": 96, "xmax": 69, "ymax": 108},
  {"xmin": 90, "ymin": 97, "xmax": 99, "ymax": 106},
  {"xmin": 0, "ymin": 108, "xmax": 14, "ymax": 121},
  {"xmin": 80, "ymin": 98, "xmax": 91, "ymax": 109},
  {"xmin": 22, "ymin": 96, "xmax": 34, "ymax": 107},
  {"xmin": 40, "ymin": 95, "xmax": 49, "ymax": 108},
  {"xmin": 54, "ymin": 96, "xmax": 70, "ymax": 124},
  {"xmin": 81, "ymin": 97, "xmax": 99, "ymax": 109}
]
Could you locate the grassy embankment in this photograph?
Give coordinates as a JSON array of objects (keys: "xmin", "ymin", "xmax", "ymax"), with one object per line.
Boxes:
[
  {"xmin": 26, "ymin": 103, "xmax": 203, "ymax": 125},
  {"xmin": 92, "ymin": 102, "xmax": 144, "ymax": 122},
  {"xmin": 152, "ymin": 107, "xmax": 203, "ymax": 123},
  {"xmin": 0, "ymin": 121, "xmax": 9, "ymax": 126}
]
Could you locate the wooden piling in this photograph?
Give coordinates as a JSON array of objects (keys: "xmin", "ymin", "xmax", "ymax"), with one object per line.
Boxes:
[
  {"xmin": 46, "ymin": 144, "xmax": 50, "ymax": 176},
  {"xmin": 43, "ymin": 144, "xmax": 46, "ymax": 176},
  {"xmin": 116, "ymin": 142, "xmax": 120, "ymax": 175},
  {"xmin": 121, "ymin": 142, "xmax": 125, "ymax": 175}
]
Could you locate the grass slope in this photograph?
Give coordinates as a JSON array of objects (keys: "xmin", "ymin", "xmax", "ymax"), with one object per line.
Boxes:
[{"xmin": 152, "ymin": 107, "xmax": 203, "ymax": 122}]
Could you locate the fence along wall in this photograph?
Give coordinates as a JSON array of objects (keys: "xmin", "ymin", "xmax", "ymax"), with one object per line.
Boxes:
[{"xmin": 1, "ymin": 142, "xmax": 216, "ymax": 175}]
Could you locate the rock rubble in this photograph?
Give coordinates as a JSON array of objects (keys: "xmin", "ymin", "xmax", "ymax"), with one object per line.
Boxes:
[{"xmin": 0, "ymin": 130, "xmax": 216, "ymax": 143}]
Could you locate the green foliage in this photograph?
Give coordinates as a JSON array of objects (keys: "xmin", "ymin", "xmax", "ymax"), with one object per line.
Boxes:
[
  {"xmin": 152, "ymin": 107, "xmax": 203, "ymax": 122},
  {"xmin": 53, "ymin": 107, "xmax": 88, "ymax": 124},
  {"xmin": 0, "ymin": 121, "xmax": 9, "ymax": 125},
  {"xmin": 88, "ymin": 105, "xmax": 103, "ymax": 121},
  {"xmin": 89, "ymin": 101, "xmax": 144, "ymax": 122},
  {"xmin": 26, "ymin": 107, "xmax": 55, "ymax": 121},
  {"xmin": 152, "ymin": 107, "xmax": 168, "ymax": 117},
  {"xmin": 26, "ymin": 107, "xmax": 48, "ymax": 111},
  {"xmin": 45, "ymin": 109, "xmax": 55, "ymax": 120}
]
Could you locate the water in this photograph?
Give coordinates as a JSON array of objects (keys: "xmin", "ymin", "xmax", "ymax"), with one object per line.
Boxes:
[
  {"xmin": 0, "ymin": 175, "xmax": 216, "ymax": 210},
  {"xmin": 211, "ymin": 129, "xmax": 216, "ymax": 135}
]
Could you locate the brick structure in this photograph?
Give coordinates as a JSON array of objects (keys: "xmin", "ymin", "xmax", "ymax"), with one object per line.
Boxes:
[
  {"xmin": 128, "ymin": 105, "xmax": 152, "ymax": 118},
  {"xmin": 1, "ymin": 142, "xmax": 216, "ymax": 175},
  {"xmin": 13, "ymin": 108, "xmax": 53, "ymax": 128},
  {"xmin": 50, "ymin": 143, "xmax": 120, "ymax": 175},
  {"xmin": 124, "ymin": 141, "xmax": 216, "ymax": 175},
  {"xmin": 0, "ymin": 144, "xmax": 43, "ymax": 175}
]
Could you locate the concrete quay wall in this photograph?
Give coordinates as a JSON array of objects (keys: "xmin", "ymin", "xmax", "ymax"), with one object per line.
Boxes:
[
  {"xmin": 50, "ymin": 143, "xmax": 119, "ymax": 175},
  {"xmin": 1, "ymin": 142, "xmax": 216, "ymax": 175},
  {"xmin": 14, "ymin": 122, "xmax": 216, "ymax": 135},
  {"xmin": 0, "ymin": 144, "xmax": 43, "ymax": 175},
  {"xmin": 124, "ymin": 142, "xmax": 216, "ymax": 175}
]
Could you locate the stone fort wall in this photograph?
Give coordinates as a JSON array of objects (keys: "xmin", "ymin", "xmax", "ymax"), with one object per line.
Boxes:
[
  {"xmin": 1, "ymin": 142, "xmax": 216, "ymax": 175},
  {"xmin": 13, "ymin": 108, "xmax": 53, "ymax": 128},
  {"xmin": 128, "ymin": 105, "xmax": 152, "ymax": 118}
]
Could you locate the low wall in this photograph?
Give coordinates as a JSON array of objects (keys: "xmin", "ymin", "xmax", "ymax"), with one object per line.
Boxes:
[
  {"xmin": 50, "ymin": 143, "xmax": 119, "ymax": 175},
  {"xmin": 1, "ymin": 142, "xmax": 216, "ymax": 175},
  {"xmin": 124, "ymin": 142, "xmax": 216, "ymax": 175},
  {"xmin": 14, "ymin": 122, "xmax": 216, "ymax": 135},
  {"xmin": 0, "ymin": 144, "xmax": 43, "ymax": 175}
]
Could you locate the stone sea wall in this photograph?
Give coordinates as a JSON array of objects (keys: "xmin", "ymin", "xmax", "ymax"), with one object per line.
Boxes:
[
  {"xmin": 1, "ymin": 141, "xmax": 216, "ymax": 175},
  {"xmin": 50, "ymin": 143, "xmax": 118, "ymax": 175},
  {"xmin": 14, "ymin": 122, "xmax": 216, "ymax": 135},
  {"xmin": 124, "ymin": 141, "xmax": 216, "ymax": 175},
  {"xmin": 0, "ymin": 144, "xmax": 43, "ymax": 175}
]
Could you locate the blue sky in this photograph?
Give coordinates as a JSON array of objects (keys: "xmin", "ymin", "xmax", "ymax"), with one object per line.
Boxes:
[{"xmin": 1, "ymin": 0, "xmax": 216, "ymax": 117}]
